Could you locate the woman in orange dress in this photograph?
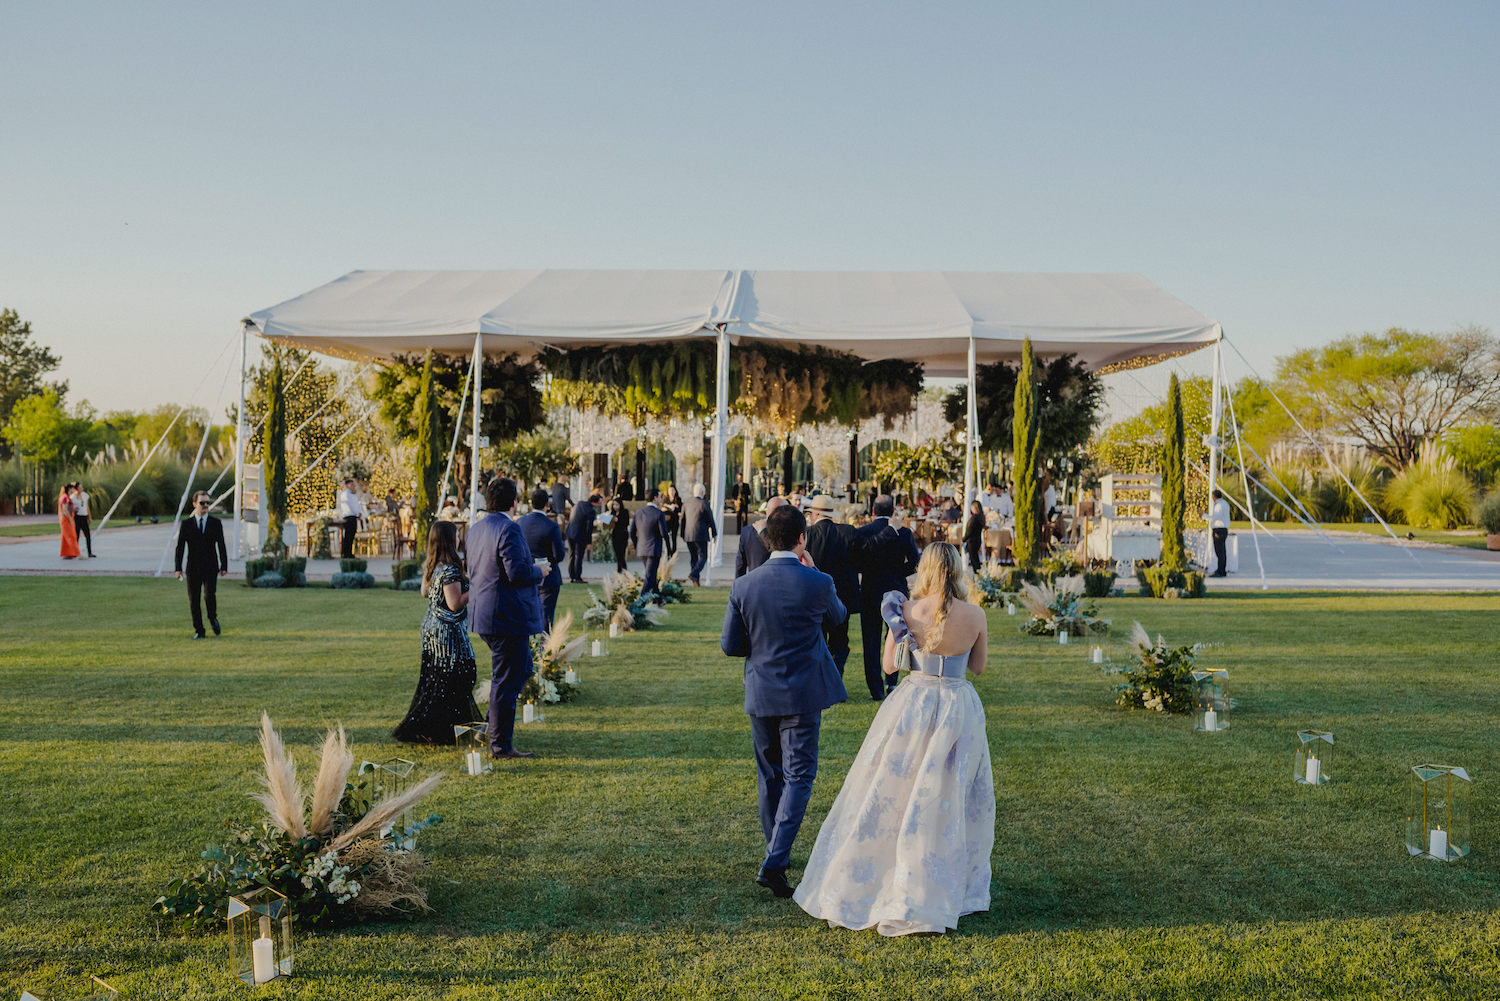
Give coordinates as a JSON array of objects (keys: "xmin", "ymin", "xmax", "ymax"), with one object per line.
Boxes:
[{"xmin": 58, "ymin": 483, "xmax": 80, "ymax": 559}]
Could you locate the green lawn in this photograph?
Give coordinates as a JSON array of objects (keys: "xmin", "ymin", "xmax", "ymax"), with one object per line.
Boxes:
[
  {"xmin": 1231, "ymin": 520, "xmax": 1495, "ymax": 551},
  {"xmin": 0, "ymin": 519, "xmax": 159, "ymax": 538},
  {"xmin": 1, "ymin": 579, "xmax": 1497, "ymax": 999}
]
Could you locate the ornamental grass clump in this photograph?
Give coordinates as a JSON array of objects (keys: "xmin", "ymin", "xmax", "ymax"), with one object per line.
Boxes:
[
  {"xmin": 523, "ymin": 610, "xmax": 585, "ymax": 704},
  {"xmin": 153, "ymin": 715, "xmax": 442, "ymax": 928},
  {"xmin": 1017, "ymin": 576, "xmax": 1098, "ymax": 636},
  {"xmin": 1113, "ymin": 622, "xmax": 1205, "ymax": 712}
]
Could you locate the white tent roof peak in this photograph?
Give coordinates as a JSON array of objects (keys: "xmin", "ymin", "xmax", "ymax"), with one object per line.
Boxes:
[{"xmin": 247, "ymin": 268, "xmax": 1220, "ymax": 373}]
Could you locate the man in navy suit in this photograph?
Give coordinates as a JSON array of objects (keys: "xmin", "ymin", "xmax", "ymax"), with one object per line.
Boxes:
[
  {"xmin": 721, "ymin": 504, "xmax": 847, "ymax": 898},
  {"xmin": 734, "ymin": 496, "xmax": 785, "ymax": 577},
  {"xmin": 565, "ymin": 492, "xmax": 599, "ymax": 584},
  {"xmin": 173, "ymin": 490, "xmax": 228, "ymax": 639},
  {"xmin": 466, "ymin": 477, "xmax": 546, "ymax": 759},
  {"xmin": 852, "ymin": 494, "xmax": 920, "ymax": 701},
  {"xmin": 629, "ymin": 488, "xmax": 668, "ymax": 597},
  {"xmin": 520, "ymin": 487, "xmax": 566, "ymax": 630}
]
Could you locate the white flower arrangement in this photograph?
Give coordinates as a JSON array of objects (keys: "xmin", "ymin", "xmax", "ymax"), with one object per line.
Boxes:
[{"xmin": 302, "ymin": 851, "xmax": 362, "ymax": 904}]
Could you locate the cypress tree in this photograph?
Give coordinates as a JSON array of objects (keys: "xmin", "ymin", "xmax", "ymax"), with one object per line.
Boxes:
[
  {"xmin": 413, "ymin": 350, "xmax": 442, "ymax": 545},
  {"xmin": 1160, "ymin": 371, "xmax": 1187, "ymax": 570},
  {"xmin": 262, "ymin": 352, "xmax": 288, "ymax": 558},
  {"xmin": 1012, "ymin": 339, "xmax": 1041, "ymax": 569}
]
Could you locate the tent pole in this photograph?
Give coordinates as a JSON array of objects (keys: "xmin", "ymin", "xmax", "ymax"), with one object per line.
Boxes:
[
  {"xmin": 963, "ymin": 336, "xmax": 978, "ymax": 519},
  {"xmin": 707, "ymin": 325, "xmax": 730, "ymax": 582},
  {"xmin": 233, "ymin": 321, "xmax": 248, "ymax": 558},
  {"xmin": 438, "ymin": 350, "xmax": 477, "ymax": 521},
  {"xmin": 1208, "ymin": 332, "xmax": 1224, "ymax": 500},
  {"xmin": 471, "ymin": 332, "xmax": 483, "ymax": 518}
]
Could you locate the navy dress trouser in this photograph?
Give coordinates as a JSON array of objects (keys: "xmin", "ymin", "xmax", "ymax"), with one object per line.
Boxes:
[
  {"xmin": 481, "ymin": 633, "xmax": 533, "ymax": 754},
  {"xmin": 750, "ymin": 711, "xmax": 822, "ymax": 871}
]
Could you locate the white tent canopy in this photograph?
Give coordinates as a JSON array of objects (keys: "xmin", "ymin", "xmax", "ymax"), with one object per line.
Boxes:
[
  {"xmin": 239, "ymin": 268, "xmax": 1222, "ymax": 580},
  {"xmin": 247, "ymin": 269, "xmax": 1221, "ymax": 375}
]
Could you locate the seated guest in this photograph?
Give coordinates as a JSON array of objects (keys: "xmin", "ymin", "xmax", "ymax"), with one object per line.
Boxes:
[
  {"xmin": 938, "ymin": 498, "xmax": 962, "ymax": 524},
  {"xmin": 440, "ymin": 496, "xmax": 461, "ymax": 520},
  {"xmin": 998, "ymin": 483, "xmax": 1015, "ymax": 522}
]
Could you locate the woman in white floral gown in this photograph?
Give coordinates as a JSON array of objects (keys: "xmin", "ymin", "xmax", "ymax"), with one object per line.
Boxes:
[{"xmin": 794, "ymin": 542, "xmax": 994, "ymax": 936}]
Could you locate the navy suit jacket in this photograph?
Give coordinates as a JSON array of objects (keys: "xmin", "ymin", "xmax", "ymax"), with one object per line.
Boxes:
[
  {"xmin": 518, "ymin": 510, "xmax": 565, "ymax": 590},
  {"xmin": 629, "ymin": 504, "xmax": 668, "ymax": 558},
  {"xmin": 466, "ymin": 511, "xmax": 544, "ymax": 636},
  {"xmin": 721, "ymin": 556, "xmax": 848, "ymax": 717},
  {"xmin": 734, "ymin": 522, "xmax": 769, "ymax": 577},
  {"xmin": 853, "ymin": 517, "xmax": 920, "ymax": 605},
  {"xmin": 565, "ymin": 501, "xmax": 597, "ymax": 543},
  {"xmin": 806, "ymin": 518, "xmax": 859, "ymax": 608},
  {"xmin": 681, "ymin": 496, "xmax": 717, "ymax": 543}
]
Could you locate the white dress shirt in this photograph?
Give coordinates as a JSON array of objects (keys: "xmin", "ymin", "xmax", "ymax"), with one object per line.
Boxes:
[
  {"xmin": 336, "ymin": 488, "xmax": 365, "ymax": 519},
  {"xmin": 1209, "ymin": 498, "xmax": 1231, "ymax": 529},
  {"xmin": 997, "ymin": 492, "xmax": 1014, "ymax": 519}
]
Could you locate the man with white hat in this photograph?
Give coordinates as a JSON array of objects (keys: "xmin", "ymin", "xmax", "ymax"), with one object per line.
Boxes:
[{"xmin": 804, "ymin": 494, "xmax": 858, "ymax": 674}]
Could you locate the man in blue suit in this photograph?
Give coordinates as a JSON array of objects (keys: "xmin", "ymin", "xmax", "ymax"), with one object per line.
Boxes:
[
  {"xmin": 629, "ymin": 488, "xmax": 668, "ymax": 597},
  {"xmin": 520, "ymin": 487, "xmax": 566, "ymax": 630},
  {"xmin": 565, "ymin": 492, "xmax": 599, "ymax": 584},
  {"xmin": 466, "ymin": 477, "xmax": 546, "ymax": 759},
  {"xmin": 734, "ymin": 496, "xmax": 785, "ymax": 577},
  {"xmin": 721, "ymin": 504, "xmax": 847, "ymax": 898}
]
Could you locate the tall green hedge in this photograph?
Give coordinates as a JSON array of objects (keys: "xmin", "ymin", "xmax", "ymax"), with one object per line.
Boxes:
[
  {"xmin": 263, "ymin": 353, "xmax": 288, "ymax": 556},
  {"xmin": 1012, "ymin": 339, "xmax": 1041, "ymax": 569},
  {"xmin": 1160, "ymin": 372, "xmax": 1187, "ymax": 570}
]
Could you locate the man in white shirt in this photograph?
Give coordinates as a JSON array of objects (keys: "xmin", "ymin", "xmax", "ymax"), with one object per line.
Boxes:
[
  {"xmin": 1208, "ymin": 489, "xmax": 1231, "ymax": 577},
  {"xmin": 336, "ymin": 478, "xmax": 365, "ymax": 559},
  {"xmin": 996, "ymin": 483, "xmax": 1014, "ymax": 522},
  {"xmin": 72, "ymin": 483, "xmax": 95, "ymax": 557}
]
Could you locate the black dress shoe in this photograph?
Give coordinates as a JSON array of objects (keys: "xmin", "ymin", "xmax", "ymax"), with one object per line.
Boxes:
[
  {"xmin": 1211, "ymin": 571, "xmax": 1227, "ymax": 578},
  {"xmin": 211, "ymin": 618, "xmax": 221, "ymax": 635},
  {"xmin": 755, "ymin": 866, "xmax": 795, "ymax": 898},
  {"xmin": 191, "ymin": 632, "xmax": 205, "ymax": 640}
]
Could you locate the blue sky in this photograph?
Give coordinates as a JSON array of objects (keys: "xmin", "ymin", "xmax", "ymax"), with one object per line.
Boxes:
[{"xmin": 3, "ymin": 0, "xmax": 1497, "ymax": 419}]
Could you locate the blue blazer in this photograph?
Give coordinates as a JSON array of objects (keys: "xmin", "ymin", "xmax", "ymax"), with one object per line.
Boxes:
[
  {"xmin": 518, "ymin": 510, "xmax": 565, "ymax": 590},
  {"xmin": 721, "ymin": 557, "xmax": 848, "ymax": 717},
  {"xmin": 565, "ymin": 501, "xmax": 597, "ymax": 543},
  {"xmin": 466, "ymin": 511, "xmax": 544, "ymax": 637},
  {"xmin": 734, "ymin": 522, "xmax": 769, "ymax": 577},
  {"xmin": 630, "ymin": 504, "xmax": 668, "ymax": 558}
]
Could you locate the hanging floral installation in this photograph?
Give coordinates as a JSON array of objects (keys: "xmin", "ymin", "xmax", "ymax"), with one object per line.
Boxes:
[{"xmin": 538, "ymin": 342, "xmax": 923, "ymax": 432}]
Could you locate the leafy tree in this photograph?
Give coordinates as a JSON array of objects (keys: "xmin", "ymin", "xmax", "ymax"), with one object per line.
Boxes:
[
  {"xmin": 1439, "ymin": 423, "xmax": 1500, "ymax": 487},
  {"xmin": 1160, "ymin": 374, "xmax": 1187, "ymax": 570},
  {"xmin": 1, "ymin": 390, "xmax": 100, "ymax": 467},
  {"xmin": 494, "ymin": 428, "xmax": 581, "ymax": 491},
  {"xmin": 1275, "ymin": 326, "xmax": 1500, "ymax": 469},
  {"xmin": 372, "ymin": 352, "xmax": 544, "ymax": 500},
  {"xmin": 1012, "ymin": 340, "xmax": 1042, "ymax": 569},
  {"xmin": 0, "ymin": 309, "xmax": 67, "ymax": 457},
  {"xmin": 942, "ymin": 353, "xmax": 1104, "ymax": 465},
  {"xmin": 412, "ymin": 352, "xmax": 441, "ymax": 541},
  {"xmin": 1094, "ymin": 377, "xmax": 1214, "ymax": 474},
  {"xmin": 263, "ymin": 354, "xmax": 288, "ymax": 557}
]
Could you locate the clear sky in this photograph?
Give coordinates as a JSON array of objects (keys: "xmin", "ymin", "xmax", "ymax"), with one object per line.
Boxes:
[{"xmin": 3, "ymin": 0, "xmax": 1497, "ymax": 421}]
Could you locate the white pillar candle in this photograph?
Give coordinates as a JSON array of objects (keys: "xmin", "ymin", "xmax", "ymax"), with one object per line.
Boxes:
[
  {"xmin": 565, "ymin": 668, "xmax": 578, "ymax": 685},
  {"xmin": 609, "ymin": 622, "xmax": 619, "ymax": 638},
  {"xmin": 1203, "ymin": 708, "xmax": 1218, "ymax": 732},
  {"xmin": 591, "ymin": 640, "xmax": 602, "ymax": 657},
  {"xmin": 1057, "ymin": 630, "xmax": 1069, "ymax": 645},
  {"xmin": 1305, "ymin": 755, "xmax": 1321, "ymax": 785},
  {"xmin": 1430, "ymin": 827, "xmax": 1448, "ymax": 860},
  {"xmin": 1091, "ymin": 647, "xmax": 1104, "ymax": 664},
  {"xmin": 1006, "ymin": 603, "xmax": 1016, "ymax": 615},
  {"xmin": 523, "ymin": 703, "xmax": 536, "ymax": 724},
  {"xmin": 252, "ymin": 936, "xmax": 276, "ymax": 984},
  {"xmin": 466, "ymin": 750, "xmax": 482, "ymax": 775}
]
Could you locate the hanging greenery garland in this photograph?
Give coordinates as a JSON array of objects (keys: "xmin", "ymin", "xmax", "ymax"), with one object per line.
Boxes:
[{"xmin": 539, "ymin": 342, "xmax": 922, "ymax": 431}]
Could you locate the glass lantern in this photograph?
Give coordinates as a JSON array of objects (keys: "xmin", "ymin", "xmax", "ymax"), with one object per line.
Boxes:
[
  {"xmin": 1294, "ymin": 731, "xmax": 1333, "ymax": 786},
  {"xmin": 1191, "ymin": 669, "xmax": 1229, "ymax": 732},
  {"xmin": 454, "ymin": 723, "xmax": 491, "ymax": 776},
  {"xmin": 1084, "ymin": 620, "xmax": 1111, "ymax": 666},
  {"xmin": 1405, "ymin": 764, "xmax": 1471, "ymax": 862},
  {"xmin": 1055, "ymin": 625, "xmax": 1071, "ymax": 645},
  {"xmin": 228, "ymin": 886, "xmax": 294, "ymax": 985},
  {"xmin": 20, "ymin": 976, "xmax": 118, "ymax": 1001},
  {"xmin": 589, "ymin": 622, "xmax": 609, "ymax": 658},
  {"xmin": 360, "ymin": 756, "xmax": 416, "ymax": 848}
]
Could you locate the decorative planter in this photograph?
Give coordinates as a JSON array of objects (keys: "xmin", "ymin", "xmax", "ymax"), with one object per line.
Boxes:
[{"xmin": 1487, "ymin": 534, "xmax": 1500, "ymax": 551}]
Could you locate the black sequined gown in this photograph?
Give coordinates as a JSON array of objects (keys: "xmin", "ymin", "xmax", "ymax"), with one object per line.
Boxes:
[{"xmin": 393, "ymin": 563, "xmax": 480, "ymax": 744}]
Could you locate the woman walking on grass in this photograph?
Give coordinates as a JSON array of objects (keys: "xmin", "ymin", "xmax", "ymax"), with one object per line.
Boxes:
[{"xmin": 393, "ymin": 521, "xmax": 481, "ymax": 744}]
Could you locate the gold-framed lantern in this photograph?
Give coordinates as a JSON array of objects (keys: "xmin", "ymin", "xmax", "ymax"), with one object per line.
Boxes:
[
  {"xmin": 20, "ymin": 976, "xmax": 119, "ymax": 1001},
  {"xmin": 1405, "ymin": 764, "xmax": 1471, "ymax": 862},
  {"xmin": 359, "ymin": 757, "xmax": 416, "ymax": 848},
  {"xmin": 1294, "ymin": 731, "xmax": 1333, "ymax": 786},
  {"xmin": 454, "ymin": 723, "xmax": 491, "ymax": 776},
  {"xmin": 1191, "ymin": 669, "xmax": 1229, "ymax": 732},
  {"xmin": 228, "ymin": 886, "xmax": 294, "ymax": 984},
  {"xmin": 589, "ymin": 622, "xmax": 610, "ymax": 658}
]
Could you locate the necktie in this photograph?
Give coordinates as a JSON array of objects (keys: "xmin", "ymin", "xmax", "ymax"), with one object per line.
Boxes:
[{"xmin": 199, "ymin": 517, "xmax": 205, "ymax": 533}]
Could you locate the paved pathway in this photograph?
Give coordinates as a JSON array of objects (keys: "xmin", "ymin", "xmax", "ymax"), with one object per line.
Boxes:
[{"xmin": 3, "ymin": 521, "xmax": 1498, "ymax": 591}]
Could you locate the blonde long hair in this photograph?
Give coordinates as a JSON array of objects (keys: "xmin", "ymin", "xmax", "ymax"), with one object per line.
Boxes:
[{"xmin": 911, "ymin": 542, "xmax": 968, "ymax": 652}]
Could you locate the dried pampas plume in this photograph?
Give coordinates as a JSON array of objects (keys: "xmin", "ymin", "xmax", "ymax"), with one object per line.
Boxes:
[
  {"xmin": 308, "ymin": 724, "xmax": 353, "ymax": 838},
  {"xmin": 1017, "ymin": 581, "xmax": 1055, "ymax": 620},
  {"xmin": 255, "ymin": 713, "xmax": 308, "ymax": 840},
  {"xmin": 542, "ymin": 611, "xmax": 575, "ymax": 662},
  {"xmin": 329, "ymin": 773, "xmax": 443, "ymax": 853}
]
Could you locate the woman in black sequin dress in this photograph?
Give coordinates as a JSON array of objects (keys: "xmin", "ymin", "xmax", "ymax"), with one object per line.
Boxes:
[{"xmin": 393, "ymin": 522, "xmax": 480, "ymax": 744}]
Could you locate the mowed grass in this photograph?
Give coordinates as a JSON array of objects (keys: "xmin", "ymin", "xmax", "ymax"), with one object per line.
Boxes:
[{"xmin": 1, "ymin": 578, "xmax": 1498, "ymax": 999}]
